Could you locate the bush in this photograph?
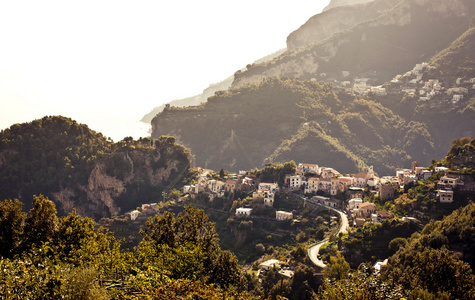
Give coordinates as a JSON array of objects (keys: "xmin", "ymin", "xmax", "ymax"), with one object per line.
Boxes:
[
  {"xmin": 255, "ymin": 243, "xmax": 266, "ymax": 254},
  {"xmin": 296, "ymin": 231, "xmax": 308, "ymax": 242}
]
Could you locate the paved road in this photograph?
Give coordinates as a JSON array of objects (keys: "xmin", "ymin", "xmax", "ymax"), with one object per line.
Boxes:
[{"xmin": 307, "ymin": 205, "xmax": 349, "ymax": 268}]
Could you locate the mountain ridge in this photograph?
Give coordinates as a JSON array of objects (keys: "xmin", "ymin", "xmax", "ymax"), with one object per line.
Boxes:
[
  {"xmin": 141, "ymin": 49, "xmax": 286, "ymax": 125},
  {"xmin": 150, "ymin": 5, "xmax": 475, "ymax": 174},
  {"xmin": 233, "ymin": 0, "xmax": 474, "ymax": 88},
  {"xmin": 151, "ymin": 77, "xmax": 450, "ymax": 174}
]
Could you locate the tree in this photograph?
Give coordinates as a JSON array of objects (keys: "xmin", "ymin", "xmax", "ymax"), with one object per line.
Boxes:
[
  {"xmin": 0, "ymin": 198, "xmax": 26, "ymax": 257},
  {"xmin": 319, "ymin": 264, "xmax": 406, "ymax": 300},
  {"xmin": 140, "ymin": 211, "xmax": 177, "ymax": 247},
  {"xmin": 323, "ymin": 252, "xmax": 350, "ymax": 280},
  {"xmin": 55, "ymin": 209, "xmax": 97, "ymax": 261},
  {"xmin": 405, "ymin": 248, "xmax": 475, "ymax": 299},
  {"xmin": 290, "ymin": 264, "xmax": 318, "ymax": 299},
  {"xmin": 24, "ymin": 195, "xmax": 59, "ymax": 249},
  {"xmin": 255, "ymin": 243, "xmax": 266, "ymax": 254},
  {"xmin": 388, "ymin": 237, "xmax": 407, "ymax": 255},
  {"xmin": 296, "ymin": 231, "xmax": 308, "ymax": 242},
  {"xmin": 261, "ymin": 266, "xmax": 280, "ymax": 296},
  {"xmin": 140, "ymin": 205, "xmax": 244, "ymax": 288}
]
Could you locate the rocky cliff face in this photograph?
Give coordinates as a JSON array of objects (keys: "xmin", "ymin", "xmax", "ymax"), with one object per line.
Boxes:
[
  {"xmin": 233, "ymin": 0, "xmax": 474, "ymax": 88},
  {"xmin": 287, "ymin": 0, "xmax": 397, "ymax": 51},
  {"xmin": 54, "ymin": 146, "xmax": 191, "ymax": 219}
]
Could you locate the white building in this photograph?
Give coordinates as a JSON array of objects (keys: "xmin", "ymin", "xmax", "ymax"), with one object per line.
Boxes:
[
  {"xmin": 130, "ymin": 210, "xmax": 140, "ymax": 221},
  {"xmin": 439, "ymin": 190, "xmax": 454, "ymax": 203},
  {"xmin": 259, "ymin": 182, "xmax": 279, "ymax": 193},
  {"xmin": 298, "ymin": 163, "xmax": 319, "ymax": 175},
  {"xmin": 236, "ymin": 208, "xmax": 252, "ymax": 217},
  {"xmin": 348, "ymin": 198, "xmax": 363, "ymax": 210},
  {"xmin": 435, "ymin": 167, "xmax": 449, "ymax": 173},
  {"xmin": 276, "ymin": 211, "xmax": 293, "ymax": 221},
  {"xmin": 289, "ymin": 175, "xmax": 306, "ymax": 190}
]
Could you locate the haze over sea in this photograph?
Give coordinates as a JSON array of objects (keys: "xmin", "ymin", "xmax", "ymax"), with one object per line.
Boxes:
[{"xmin": 0, "ymin": 1, "xmax": 329, "ymax": 142}]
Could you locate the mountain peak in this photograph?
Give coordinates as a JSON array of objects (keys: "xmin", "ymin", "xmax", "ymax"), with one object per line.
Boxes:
[{"xmin": 323, "ymin": 0, "xmax": 375, "ymax": 12}]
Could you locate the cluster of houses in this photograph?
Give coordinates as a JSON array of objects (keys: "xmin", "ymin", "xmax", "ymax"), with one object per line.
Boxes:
[
  {"xmin": 389, "ymin": 62, "xmax": 475, "ymax": 104},
  {"xmin": 351, "ymin": 77, "xmax": 387, "ymax": 96},
  {"xmin": 320, "ymin": 61, "xmax": 475, "ymax": 106},
  {"xmin": 130, "ymin": 203, "xmax": 159, "ymax": 221},
  {"xmin": 128, "ymin": 160, "xmax": 471, "ymax": 226},
  {"xmin": 182, "ymin": 169, "xmax": 295, "ymax": 221}
]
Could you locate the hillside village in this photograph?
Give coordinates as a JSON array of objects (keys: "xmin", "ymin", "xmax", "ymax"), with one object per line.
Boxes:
[
  {"xmin": 129, "ymin": 160, "xmax": 474, "ymax": 229},
  {"xmin": 325, "ymin": 62, "xmax": 475, "ymax": 108}
]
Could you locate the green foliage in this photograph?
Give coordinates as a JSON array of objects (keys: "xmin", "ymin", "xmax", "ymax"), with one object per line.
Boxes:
[
  {"xmin": 382, "ymin": 202, "xmax": 475, "ymax": 298},
  {"xmin": 318, "ymin": 264, "xmax": 406, "ymax": 300},
  {"xmin": 0, "ymin": 116, "xmax": 192, "ymax": 217},
  {"xmin": 388, "ymin": 237, "xmax": 407, "ymax": 255},
  {"xmin": 0, "ymin": 196, "xmax": 260, "ymax": 299},
  {"xmin": 322, "ymin": 252, "xmax": 350, "ymax": 281},
  {"xmin": 0, "ymin": 196, "xmax": 124, "ymax": 298},
  {"xmin": 134, "ymin": 240, "xmax": 206, "ymax": 281},
  {"xmin": 255, "ymin": 243, "xmax": 266, "ymax": 254},
  {"xmin": 295, "ymin": 231, "xmax": 308, "ymax": 243},
  {"xmin": 0, "ymin": 116, "xmax": 111, "ymax": 208},
  {"xmin": 140, "ymin": 205, "xmax": 245, "ymax": 288},
  {"xmin": 445, "ymin": 137, "xmax": 475, "ymax": 173},
  {"xmin": 24, "ymin": 195, "xmax": 59, "ymax": 249},
  {"xmin": 344, "ymin": 219, "xmax": 418, "ymax": 267},
  {"xmin": 0, "ymin": 199, "xmax": 26, "ymax": 257},
  {"xmin": 428, "ymin": 27, "xmax": 475, "ymax": 82},
  {"xmin": 151, "ymin": 76, "xmax": 459, "ymax": 174},
  {"xmin": 253, "ymin": 161, "xmax": 296, "ymax": 186}
]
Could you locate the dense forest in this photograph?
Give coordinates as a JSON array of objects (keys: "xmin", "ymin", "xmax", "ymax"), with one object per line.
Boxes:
[
  {"xmin": 0, "ymin": 116, "xmax": 193, "ymax": 218},
  {"xmin": 0, "ymin": 196, "xmax": 250, "ymax": 299},
  {"xmin": 1, "ymin": 195, "xmax": 474, "ymax": 299}
]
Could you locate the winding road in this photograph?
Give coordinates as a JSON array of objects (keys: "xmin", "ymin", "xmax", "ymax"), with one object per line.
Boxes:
[{"xmin": 307, "ymin": 204, "xmax": 349, "ymax": 268}]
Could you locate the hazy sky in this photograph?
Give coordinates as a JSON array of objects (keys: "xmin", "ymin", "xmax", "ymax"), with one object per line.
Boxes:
[{"xmin": 0, "ymin": 1, "xmax": 330, "ymax": 141}]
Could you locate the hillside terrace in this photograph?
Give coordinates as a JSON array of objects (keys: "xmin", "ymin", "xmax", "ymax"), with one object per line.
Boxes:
[{"xmin": 128, "ymin": 159, "xmax": 472, "ymax": 227}]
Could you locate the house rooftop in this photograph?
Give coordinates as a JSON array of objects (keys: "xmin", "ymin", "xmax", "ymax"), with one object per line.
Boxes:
[
  {"xmin": 260, "ymin": 259, "xmax": 281, "ymax": 268},
  {"xmin": 236, "ymin": 207, "xmax": 252, "ymax": 212},
  {"xmin": 354, "ymin": 172, "xmax": 367, "ymax": 178}
]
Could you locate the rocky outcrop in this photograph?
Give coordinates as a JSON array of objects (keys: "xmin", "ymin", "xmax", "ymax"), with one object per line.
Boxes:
[
  {"xmin": 51, "ymin": 146, "xmax": 191, "ymax": 219},
  {"xmin": 287, "ymin": 0, "xmax": 398, "ymax": 51}
]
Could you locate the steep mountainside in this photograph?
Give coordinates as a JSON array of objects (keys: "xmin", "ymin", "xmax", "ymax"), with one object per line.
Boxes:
[
  {"xmin": 0, "ymin": 116, "xmax": 191, "ymax": 218},
  {"xmin": 287, "ymin": 0, "xmax": 400, "ymax": 51},
  {"xmin": 322, "ymin": 0, "xmax": 375, "ymax": 12},
  {"xmin": 141, "ymin": 49, "xmax": 285, "ymax": 124},
  {"xmin": 151, "ymin": 0, "xmax": 475, "ymax": 176},
  {"xmin": 151, "ymin": 78, "xmax": 447, "ymax": 175},
  {"xmin": 426, "ymin": 25, "xmax": 475, "ymax": 82},
  {"xmin": 234, "ymin": 0, "xmax": 475, "ymax": 88},
  {"xmin": 141, "ymin": 77, "xmax": 233, "ymax": 124}
]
